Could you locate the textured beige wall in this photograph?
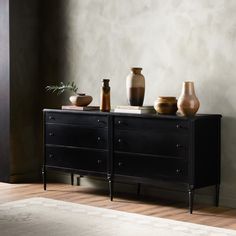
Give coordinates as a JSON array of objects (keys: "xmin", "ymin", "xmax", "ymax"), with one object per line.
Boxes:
[{"xmin": 43, "ymin": 0, "xmax": 236, "ymax": 207}]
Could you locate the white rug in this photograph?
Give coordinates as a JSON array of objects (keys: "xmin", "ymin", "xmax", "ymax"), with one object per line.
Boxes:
[{"xmin": 0, "ymin": 197, "xmax": 236, "ymax": 236}]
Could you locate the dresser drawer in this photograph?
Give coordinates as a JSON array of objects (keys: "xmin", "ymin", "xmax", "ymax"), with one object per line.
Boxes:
[
  {"xmin": 46, "ymin": 146, "xmax": 108, "ymax": 173},
  {"xmin": 114, "ymin": 153, "xmax": 188, "ymax": 181},
  {"xmin": 114, "ymin": 130, "xmax": 188, "ymax": 158},
  {"xmin": 114, "ymin": 116, "xmax": 189, "ymax": 132},
  {"xmin": 45, "ymin": 112, "xmax": 108, "ymax": 128},
  {"xmin": 45, "ymin": 124, "xmax": 108, "ymax": 149}
]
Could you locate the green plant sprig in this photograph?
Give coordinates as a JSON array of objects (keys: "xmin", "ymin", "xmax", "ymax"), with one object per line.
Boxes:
[{"xmin": 45, "ymin": 81, "xmax": 78, "ymax": 95}]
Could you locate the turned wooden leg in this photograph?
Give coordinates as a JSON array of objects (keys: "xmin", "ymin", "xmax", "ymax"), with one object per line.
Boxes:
[
  {"xmin": 137, "ymin": 183, "xmax": 141, "ymax": 196},
  {"xmin": 42, "ymin": 166, "xmax": 47, "ymax": 191},
  {"xmin": 108, "ymin": 175, "xmax": 113, "ymax": 201},
  {"xmin": 215, "ymin": 184, "xmax": 220, "ymax": 207},
  {"xmin": 188, "ymin": 186, "xmax": 194, "ymax": 214},
  {"xmin": 71, "ymin": 173, "xmax": 74, "ymax": 186}
]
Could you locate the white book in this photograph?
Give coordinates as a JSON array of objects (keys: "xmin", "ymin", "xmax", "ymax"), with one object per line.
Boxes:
[
  {"xmin": 62, "ymin": 105, "xmax": 99, "ymax": 111},
  {"xmin": 114, "ymin": 108, "xmax": 156, "ymax": 114},
  {"xmin": 115, "ymin": 105, "xmax": 154, "ymax": 110}
]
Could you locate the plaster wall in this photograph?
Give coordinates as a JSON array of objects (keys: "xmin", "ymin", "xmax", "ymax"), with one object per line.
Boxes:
[{"xmin": 42, "ymin": 0, "xmax": 236, "ymax": 207}]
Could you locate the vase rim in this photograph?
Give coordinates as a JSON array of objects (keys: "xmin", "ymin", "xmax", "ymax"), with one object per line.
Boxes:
[
  {"xmin": 158, "ymin": 96, "xmax": 176, "ymax": 99},
  {"xmin": 131, "ymin": 67, "xmax": 142, "ymax": 71},
  {"xmin": 184, "ymin": 81, "xmax": 194, "ymax": 83},
  {"xmin": 77, "ymin": 93, "xmax": 86, "ymax": 96}
]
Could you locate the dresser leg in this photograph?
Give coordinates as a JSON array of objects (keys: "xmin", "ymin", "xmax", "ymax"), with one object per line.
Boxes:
[
  {"xmin": 215, "ymin": 184, "xmax": 220, "ymax": 207},
  {"xmin": 108, "ymin": 176, "xmax": 113, "ymax": 201},
  {"xmin": 188, "ymin": 186, "xmax": 194, "ymax": 214},
  {"xmin": 137, "ymin": 183, "xmax": 141, "ymax": 196},
  {"xmin": 71, "ymin": 173, "xmax": 74, "ymax": 186},
  {"xmin": 42, "ymin": 166, "xmax": 47, "ymax": 191}
]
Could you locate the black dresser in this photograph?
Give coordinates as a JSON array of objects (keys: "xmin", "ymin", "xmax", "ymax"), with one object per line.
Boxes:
[{"xmin": 43, "ymin": 109, "xmax": 222, "ymax": 213}]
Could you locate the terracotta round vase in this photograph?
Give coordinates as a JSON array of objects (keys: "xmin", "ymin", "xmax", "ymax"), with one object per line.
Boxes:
[
  {"xmin": 126, "ymin": 67, "xmax": 145, "ymax": 106},
  {"xmin": 177, "ymin": 81, "xmax": 200, "ymax": 116},
  {"xmin": 69, "ymin": 93, "xmax": 93, "ymax": 106},
  {"xmin": 154, "ymin": 96, "xmax": 177, "ymax": 115}
]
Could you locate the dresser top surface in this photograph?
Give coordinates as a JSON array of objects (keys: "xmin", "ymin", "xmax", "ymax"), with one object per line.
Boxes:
[{"xmin": 43, "ymin": 109, "xmax": 222, "ymax": 120}]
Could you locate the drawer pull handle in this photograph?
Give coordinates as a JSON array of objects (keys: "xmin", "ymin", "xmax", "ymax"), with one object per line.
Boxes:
[
  {"xmin": 49, "ymin": 132, "xmax": 54, "ymax": 136},
  {"xmin": 117, "ymin": 120, "xmax": 122, "ymax": 125},
  {"xmin": 118, "ymin": 138, "xmax": 122, "ymax": 143},
  {"xmin": 176, "ymin": 124, "xmax": 182, "ymax": 129},
  {"xmin": 49, "ymin": 116, "xmax": 55, "ymax": 120},
  {"xmin": 176, "ymin": 169, "xmax": 181, "ymax": 174},
  {"xmin": 97, "ymin": 137, "xmax": 101, "ymax": 142},
  {"xmin": 97, "ymin": 159, "xmax": 102, "ymax": 164},
  {"xmin": 118, "ymin": 162, "xmax": 123, "ymax": 166},
  {"xmin": 176, "ymin": 144, "xmax": 183, "ymax": 149},
  {"xmin": 49, "ymin": 154, "xmax": 54, "ymax": 158},
  {"xmin": 97, "ymin": 119, "xmax": 106, "ymax": 124}
]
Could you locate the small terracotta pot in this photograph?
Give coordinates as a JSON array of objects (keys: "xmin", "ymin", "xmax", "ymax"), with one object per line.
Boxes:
[
  {"xmin": 69, "ymin": 93, "xmax": 93, "ymax": 106},
  {"xmin": 154, "ymin": 96, "xmax": 177, "ymax": 115},
  {"xmin": 177, "ymin": 81, "xmax": 200, "ymax": 116}
]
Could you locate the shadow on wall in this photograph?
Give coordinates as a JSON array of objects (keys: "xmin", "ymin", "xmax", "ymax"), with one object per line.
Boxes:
[
  {"xmin": 220, "ymin": 116, "xmax": 236, "ymax": 199},
  {"xmin": 40, "ymin": 0, "xmax": 75, "ymax": 109},
  {"xmin": 197, "ymin": 75, "xmax": 236, "ymax": 205}
]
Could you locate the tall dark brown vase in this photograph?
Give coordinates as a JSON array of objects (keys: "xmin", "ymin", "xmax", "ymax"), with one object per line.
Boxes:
[{"xmin": 126, "ymin": 67, "xmax": 145, "ymax": 106}]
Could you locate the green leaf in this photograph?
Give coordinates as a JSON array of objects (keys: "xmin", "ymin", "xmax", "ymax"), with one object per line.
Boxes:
[{"xmin": 45, "ymin": 81, "xmax": 79, "ymax": 95}]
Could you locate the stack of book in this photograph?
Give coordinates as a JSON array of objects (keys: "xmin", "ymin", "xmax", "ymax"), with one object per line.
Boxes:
[{"xmin": 114, "ymin": 105, "xmax": 156, "ymax": 114}]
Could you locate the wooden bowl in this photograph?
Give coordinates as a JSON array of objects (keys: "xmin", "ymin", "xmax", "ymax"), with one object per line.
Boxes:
[{"xmin": 154, "ymin": 96, "xmax": 177, "ymax": 115}]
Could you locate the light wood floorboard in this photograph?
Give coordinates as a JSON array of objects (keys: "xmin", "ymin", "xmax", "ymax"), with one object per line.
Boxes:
[{"xmin": 0, "ymin": 182, "xmax": 236, "ymax": 230}]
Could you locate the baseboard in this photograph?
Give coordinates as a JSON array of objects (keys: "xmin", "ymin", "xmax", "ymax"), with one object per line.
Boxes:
[
  {"xmin": 10, "ymin": 171, "xmax": 41, "ymax": 183},
  {"xmin": 218, "ymin": 196, "xmax": 236, "ymax": 208}
]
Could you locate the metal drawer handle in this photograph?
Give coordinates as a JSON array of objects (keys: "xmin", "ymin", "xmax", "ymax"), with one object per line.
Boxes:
[
  {"xmin": 118, "ymin": 138, "xmax": 122, "ymax": 143},
  {"xmin": 97, "ymin": 119, "xmax": 106, "ymax": 124},
  {"xmin": 176, "ymin": 144, "xmax": 183, "ymax": 149},
  {"xmin": 49, "ymin": 154, "xmax": 54, "ymax": 158},
  {"xmin": 176, "ymin": 124, "xmax": 188, "ymax": 129},
  {"xmin": 117, "ymin": 120, "xmax": 122, "ymax": 125},
  {"xmin": 97, "ymin": 136, "xmax": 101, "ymax": 142},
  {"xmin": 176, "ymin": 169, "xmax": 181, "ymax": 174},
  {"xmin": 97, "ymin": 159, "xmax": 102, "ymax": 164},
  {"xmin": 49, "ymin": 132, "xmax": 54, "ymax": 136},
  {"xmin": 49, "ymin": 116, "xmax": 55, "ymax": 120},
  {"xmin": 118, "ymin": 162, "xmax": 123, "ymax": 166},
  {"xmin": 176, "ymin": 124, "xmax": 182, "ymax": 129}
]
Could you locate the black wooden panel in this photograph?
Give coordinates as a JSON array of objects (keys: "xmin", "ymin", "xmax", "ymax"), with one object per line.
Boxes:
[
  {"xmin": 45, "ymin": 112, "xmax": 108, "ymax": 128},
  {"xmin": 114, "ymin": 152, "xmax": 188, "ymax": 182},
  {"xmin": 192, "ymin": 118, "xmax": 221, "ymax": 187},
  {"xmin": 114, "ymin": 129, "xmax": 188, "ymax": 158},
  {"xmin": 46, "ymin": 124, "xmax": 108, "ymax": 149},
  {"xmin": 46, "ymin": 146, "xmax": 108, "ymax": 173}
]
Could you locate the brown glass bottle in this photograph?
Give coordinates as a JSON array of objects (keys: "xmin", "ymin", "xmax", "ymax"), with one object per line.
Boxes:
[{"xmin": 100, "ymin": 79, "xmax": 111, "ymax": 112}]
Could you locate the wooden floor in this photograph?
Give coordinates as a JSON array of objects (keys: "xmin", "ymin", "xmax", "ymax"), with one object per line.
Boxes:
[{"xmin": 1, "ymin": 182, "xmax": 236, "ymax": 230}]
